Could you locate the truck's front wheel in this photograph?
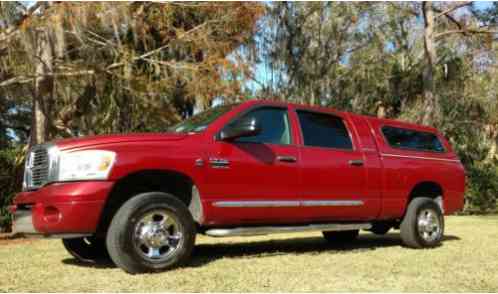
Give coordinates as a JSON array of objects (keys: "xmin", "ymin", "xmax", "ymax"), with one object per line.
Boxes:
[
  {"xmin": 106, "ymin": 192, "xmax": 196, "ymax": 274},
  {"xmin": 400, "ymin": 197, "xmax": 444, "ymax": 248}
]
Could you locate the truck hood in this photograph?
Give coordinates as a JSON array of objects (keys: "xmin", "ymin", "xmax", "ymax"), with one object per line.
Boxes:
[{"xmin": 55, "ymin": 132, "xmax": 189, "ymax": 151}]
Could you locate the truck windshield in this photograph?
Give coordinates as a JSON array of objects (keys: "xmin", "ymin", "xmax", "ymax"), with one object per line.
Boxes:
[{"xmin": 169, "ymin": 104, "xmax": 238, "ymax": 133}]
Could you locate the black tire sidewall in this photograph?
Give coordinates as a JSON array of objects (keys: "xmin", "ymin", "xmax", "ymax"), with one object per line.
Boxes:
[{"xmin": 62, "ymin": 237, "xmax": 108, "ymax": 263}]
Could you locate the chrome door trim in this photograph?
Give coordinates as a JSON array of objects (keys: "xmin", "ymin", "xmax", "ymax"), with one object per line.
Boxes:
[
  {"xmin": 380, "ymin": 153, "xmax": 460, "ymax": 163},
  {"xmin": 212, "ymin": 199, "xmax": 364, "ymax": 208},
  {"xmin": 213, "ymin": 200, "xmax": 300, "ymax": 208},
  {"xmin": 301, "ymin": 200, "xmax": 364, "ymax": 207}
]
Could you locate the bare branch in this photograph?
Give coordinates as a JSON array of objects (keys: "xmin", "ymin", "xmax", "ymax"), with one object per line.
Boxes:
[
  {"xmin": 143, "ymin": 58, "xmax": 200, "ymax": 71},
  {"xmin": 435, "ymin": 2, "xmax": 472, "ymax": 19},
  {"xmin": 105, "ymin": 20, "xmax": 217, "ymax": 71},
  {"xmin": 0, "ymin": 70, "xmax": 96, "ymax": 88},
  {"xmin": 167, "ymin": 2, "xmax": 232, "ymax": 8},
  {"xmin": 435, "ymin": 29, "xmax": 498, "ymax": 39},
  {"xmin": 0, "ymin": 76, "xmax": 32, "ymax": 87},
  {"xmin": 433, "ymin": 6, "xmax": 470, "ymax": 37}
]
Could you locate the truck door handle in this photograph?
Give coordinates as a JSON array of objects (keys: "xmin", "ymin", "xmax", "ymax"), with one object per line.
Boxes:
[
  {"xmin": 276, "ymin": 155, "xmax": 297, "ymax": 163},
  {"xmin": 209, "ymin": 158, "xmax": 230, "ymax": 168},
  {"xmin": 348, "ymin": 159, "xmax": 364, "ymax": 166}
]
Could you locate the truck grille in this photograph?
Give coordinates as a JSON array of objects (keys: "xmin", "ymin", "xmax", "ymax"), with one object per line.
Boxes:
[
  {"xmin": 24, "ymin": 144, "xmax": 57, "ymax": 191},
  {"xmin": 31, "ymin": 148, "xmax": 49, "ymax": 187}
]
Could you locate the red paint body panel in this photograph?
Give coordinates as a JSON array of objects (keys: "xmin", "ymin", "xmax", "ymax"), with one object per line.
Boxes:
[
  {"xmin": 366, "ymin": 118, "xmax": 465, "ymax": 218},
  {"xmin": 14, "ymin": 182, "xmax": 113, "ymax": 234},
  {"xmin": 12, "ymin": 100, "xmax": 465, "ymax": 235},
  {"xmin": 55, "ymin": 133, "xmax": 188, "ymax": 151},
  {"xmin": 203, "ymin": 142, "xmax": 302, "ymax": 225}
]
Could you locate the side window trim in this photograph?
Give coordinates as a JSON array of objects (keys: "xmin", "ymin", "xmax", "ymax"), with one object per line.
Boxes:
[
  {"xmin": 295, "ymin": 108, "xmax": 356, "ymax": 151},
  {"xmin": 216, "ymin": 105, "xmax": 293, "ymax": 146},
  {"xmin": 380, "ymin": 125, "xmax": 446, "ymax": 153}
]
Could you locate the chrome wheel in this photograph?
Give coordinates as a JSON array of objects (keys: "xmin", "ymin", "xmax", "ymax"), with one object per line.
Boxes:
[
  {"xmin": 133, "ymin": 209, "xmax": 183, "ymax": 262},
  {"xmin": 417, "ymin": 208, "xmax": 442, "ymax": 242}
]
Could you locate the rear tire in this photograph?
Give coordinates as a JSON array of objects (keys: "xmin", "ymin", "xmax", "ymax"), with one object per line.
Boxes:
[
  {"xmin": 400, "ymin": 197, "xmax": 444, "ymax": 248},
  {"xmin": 106, "ymin": 192, "xmax": 196, "ymax": 274},
  {"xmin": 322, "ymin": 230, "xmax": 359, "ymax": 243},
  {"xmin": 62, "ymin": 236, "xmax": 109, "ymax": 263}
]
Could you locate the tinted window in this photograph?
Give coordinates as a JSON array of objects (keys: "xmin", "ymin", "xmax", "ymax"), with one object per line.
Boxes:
[
  {"xmin": 382, "ymin": 126, "xmax": 445, "ymax": 152},
  {"xmin": 233, "ymin": 107, "xmax": 291, "ymax": 145},
  {"xmin": 297, "ymin": 110, "xmax": 353, "ymax": 150}
]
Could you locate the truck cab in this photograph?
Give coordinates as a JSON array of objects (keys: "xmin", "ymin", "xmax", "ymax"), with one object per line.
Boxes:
[{"xmin": 11, "ymin": 100, "xmax": 465, "ymax": 273}]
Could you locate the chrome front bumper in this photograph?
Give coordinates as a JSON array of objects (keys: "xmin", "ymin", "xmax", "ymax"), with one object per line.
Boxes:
[
  {"xmin": 12, "ymin": 209, "xmax": 89, "ymax": 238},
  {"xmin": 13, "ymin": 209, "xmax": 37, "ymax": 235}
]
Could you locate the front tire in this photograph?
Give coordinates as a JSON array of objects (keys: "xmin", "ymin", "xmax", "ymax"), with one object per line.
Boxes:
[
  {"xmin": 106, "ymin": 192, "xmax": 196, "ymax": 274},
  {"xmin": 400, "ymin": 197, "xmax": 444, "ymax": 248},
  {"xmin": 62, "ymin": 236, "xmax": 109, "ymax": 263}
]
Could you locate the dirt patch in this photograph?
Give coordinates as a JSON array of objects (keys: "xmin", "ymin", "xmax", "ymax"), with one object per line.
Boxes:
[{"xmin": 0, "ymin": 233, "xmax": 35, "ymax": 246}]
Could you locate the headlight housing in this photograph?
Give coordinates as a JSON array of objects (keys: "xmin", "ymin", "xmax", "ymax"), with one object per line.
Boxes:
[{"xmin": 58, "ymin": 150, "xmax": 116, "ymax": 181}]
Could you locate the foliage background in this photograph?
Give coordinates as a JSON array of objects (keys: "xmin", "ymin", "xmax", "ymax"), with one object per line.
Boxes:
[{"xmin": 1, "ymin": 2, "xmax": 497, "ymax": 231}]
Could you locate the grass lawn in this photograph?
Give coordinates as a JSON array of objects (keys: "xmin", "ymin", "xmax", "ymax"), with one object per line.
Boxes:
[{"xmin": 1, "ymin": 215, "xmax": 498, "ymax": 292}]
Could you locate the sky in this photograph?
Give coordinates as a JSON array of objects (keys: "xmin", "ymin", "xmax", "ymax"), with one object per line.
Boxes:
[{"xmin": 474, "ymin": 1, "xmax": 494, "ymax": 10}]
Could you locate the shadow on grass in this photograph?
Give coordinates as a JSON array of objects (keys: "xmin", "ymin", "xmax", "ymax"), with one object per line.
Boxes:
[
  {"xmin": 188, "ymin": 233, "xmax": 460, "ymax": 268},
  {"xmin": 62, "ymin": 257, "xmax": 116, "ymax": 269},
  {"xmin": 60, "ymin": 233, "xmax": 460, "ymax": 269}
]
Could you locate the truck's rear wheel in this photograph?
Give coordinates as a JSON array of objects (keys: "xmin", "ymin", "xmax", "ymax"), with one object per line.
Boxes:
[
  {"xmin": 400, "ymin": 197, "xmax": 444, "ymax": 248},
  {"xmin": 322, "ymin": 230, "xmax": 359, "ymax": 243},
  {"xmin": 62, "ymin": 236, "xmax": 109, "ymax": 263},
  {"xmin": 106, "ymin": 192, "xmax": 196, "ymax": 274}
]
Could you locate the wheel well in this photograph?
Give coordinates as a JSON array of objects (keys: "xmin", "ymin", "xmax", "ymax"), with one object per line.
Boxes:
[
  {"xmin": 96, "ymin": 170, "xmax": 196, "ymax": 235},
  {"xmin": 409, "ymin": 181, "xmax": 443, "ymax": 200},
  {"xmin": 407, "ymin": 181, "xmax": 444, "ymax": 212}
]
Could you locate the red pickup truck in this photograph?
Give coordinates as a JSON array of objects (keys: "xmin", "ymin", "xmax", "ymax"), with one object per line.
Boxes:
[{"xmin": 11, "ymin": 100, "xmax": 465, "ymax": 273}]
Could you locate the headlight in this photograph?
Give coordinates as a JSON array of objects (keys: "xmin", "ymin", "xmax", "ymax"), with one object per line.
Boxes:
[{"xmin": 58, "ymin": 150, "xmax": 116, "ymax": 181}]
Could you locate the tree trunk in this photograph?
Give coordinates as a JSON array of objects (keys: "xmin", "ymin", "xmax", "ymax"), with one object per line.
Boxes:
[
  {"xmin": 421, "ymin": 2, "xmax": 439, "ymax": 126},
  {"xmin": 30, "ymin": 98, "xmax": 47, "ymax": 147},
  {"xmin": 30, "ymin": 28, "xmax": 54, "ymax": 147},
  {"xmin": 486, "ymin": 139, "xmax": 497, "ymax": 162},
  {"xmin": 376, "ymin": 101, "xmax": 386, "ymax": 118},
  {"xmin": 484, "ymin": 124, "xmax": 497, "ymax": 163},
  {"xmin": 193, "ymin": 97, "xmax": 206, "ymax": 115}
]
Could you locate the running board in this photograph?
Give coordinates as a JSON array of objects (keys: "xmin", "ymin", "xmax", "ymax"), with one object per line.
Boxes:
[{"xmin": 204, "ymin": 222, "xmax": 372, "ymax": 237}]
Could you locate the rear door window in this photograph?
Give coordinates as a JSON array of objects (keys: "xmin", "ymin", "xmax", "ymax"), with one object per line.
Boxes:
[
  {"xmin": 382, "ymin": 126, "xmax": 445, "ymax": 152},
  {"xmin": 297, "ymin": 110, "xmax": 353, "ymax": 150}
]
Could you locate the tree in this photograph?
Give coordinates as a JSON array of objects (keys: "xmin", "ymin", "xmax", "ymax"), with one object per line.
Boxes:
[
  {"xmin": 255, "ymin": 2, "xmax": 374, "ymax": 106},
  {"xmin": 418, "ymin": 1, "xmax": 498, "ymax": 125},
  {"xmin": 0, "ymin": 2, "xmax": 263, "ymax": 146}
]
